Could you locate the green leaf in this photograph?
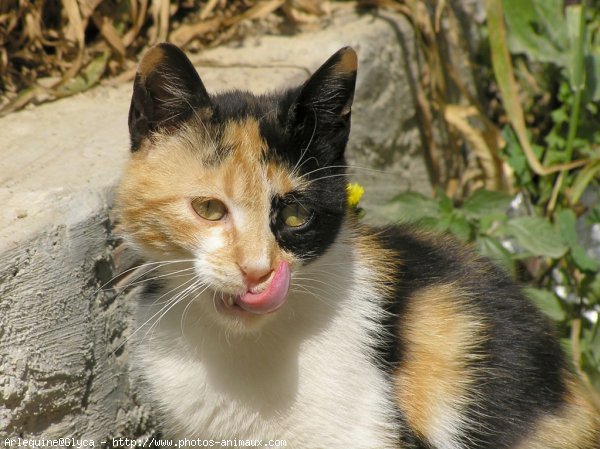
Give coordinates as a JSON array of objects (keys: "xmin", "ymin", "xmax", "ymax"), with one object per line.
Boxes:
[
  {"xmin": 565, "ymin": 3, "xmax": 585, "ymax": 92},
  {"xmin": 550, "ymin": 107, "xmax": 569, "ymax": 125},
  {"xmin": 503, "ymin": 0, "xmax": 565, "ymax": 65},
  {"xmin": 476, "ymin": 235, "xmax": 515, "ymax": 274},
  {"xmin": 570, "ymin": 159, "xmax": 600, "ymax": 205},
  {"xmin": 582, "ymin": 321, "xmax": 600, "ymax": 366},
  {"xmin": 583, "ymin": 274, "xmax": 600, "ymax": 305},
  {"xmin": 555, "ymin": 209, "xmax": 579, "ymax": 247},
  {"xmin": 585, "ymin": 54, "xmax": 600, "ymax": 102},
  {"xmin": 421, "ymin": 215, "xmax": 451, "ymax": 234},
  {"xmin": 381, "ymin": 191, "xmax": 440, "ymax": 223},
  {"xmin": 556, "ymin": 208, "xmax": 600, "ymax": 271},
  {"xmin": 588, "ymin": 205, "xmax": 600, "ymax": 225},
  {"xmin": 501, "ymin": 127, "xmax": 532, "ymax": 186},
  {"xmin": 479, "ymin": 211, "xmax": 508, "ymax": 233},
  {"xmin": 504, "ymin": 216, "xmax": 568, "ymax": 258},
  {"xmin": 448, "ymin": 214, "xmax": 472, "ymax": 242},
  {"xmin": 525, "ymin": 287, "xmax": 566, "ymax": 321},
  {"xmin": 533, "ymin": 0, "xmax": 568, "ymax": 52},
  {"xmin": 590, "ymin": 328, "xmax": 600, "ymax": 364},
  {"xmin": 56, "ymin": 52, "xmax": 109, "ymax": 95},
  {"xmin": 435, "ymin": 187, "xmax": 454, "ymax": 215},
  {"xmin": 571, "ymin": 245, "xmax": 600, "ymax": 272},
  {"xmin": 561, "ymin": 337, "xmax": 573, "ymax": 360},
  {"xmin": 462, "ymin": 189, "xmax": 513, "ymax": 219}
]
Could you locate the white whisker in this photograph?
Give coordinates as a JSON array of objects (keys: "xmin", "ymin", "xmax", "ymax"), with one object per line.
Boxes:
[
  {"xmin": 300, "ymin": 164, "xmax": 386, "ymax": 180},
  {"xmin": 180, "ymin": 284, "xmax": 211, "ymax": 337},
  {"xmin": 145, "ymin": 278, "xmax": 207, "ymax": 343},
  {"xmin": 113, "ymin": 266, "xmax": 196, "ymax": 293},
  {"xmin": 292, "ymin": 108, "xmax": 319, "ymax": 175},
  {"xmin": 113, "ymin": 276, "xmax": 200, "ymax": 357},
  {"xmin": 93, "ymin": 258, "xmax": 196, "ymax": 297}
]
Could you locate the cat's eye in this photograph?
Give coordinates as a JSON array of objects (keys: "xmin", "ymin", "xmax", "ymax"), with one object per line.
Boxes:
[
  {"xmin": 191, "ymin": 198, "xmax": 227, "ymax": 221},
  {"xmin": 280, "ymin": 203, "xmax": 312, "ymax": 228}
]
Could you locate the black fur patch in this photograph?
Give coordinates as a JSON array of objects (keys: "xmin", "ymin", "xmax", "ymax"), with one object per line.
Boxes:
[
  {"xmin": 457, "ymin": 266, "xmax": 567, "ymax": 447},
  {"xmin": 263, "ymin": 48, "xmax": 355, "ymax": 261},
  {"xmin": 269, "ymin": 188, "xmax": 345, "ymax": 262}
]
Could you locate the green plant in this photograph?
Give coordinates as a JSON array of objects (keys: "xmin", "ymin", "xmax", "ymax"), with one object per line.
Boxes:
[
  {"xmin": 492, "ymin": 0, "xmax": 600, "ymax": 401},
  {"xmin": 381, "ymin": 0, "xmax": 600, "ymax": 406}
]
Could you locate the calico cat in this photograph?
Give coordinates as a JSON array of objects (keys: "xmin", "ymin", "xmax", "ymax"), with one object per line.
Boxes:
[{"xmin": 117, "ymin": 43, "xmax": 600, "ymax": 448}]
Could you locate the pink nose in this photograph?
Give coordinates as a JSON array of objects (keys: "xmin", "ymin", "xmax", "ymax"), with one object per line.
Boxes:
[
  {"xmin": 239, "ymin": 263, "xmax": 273, "ymax": 288},
  {"xmin": 236, "ymin": 261, "xmax": 291, "ymax": 314}
]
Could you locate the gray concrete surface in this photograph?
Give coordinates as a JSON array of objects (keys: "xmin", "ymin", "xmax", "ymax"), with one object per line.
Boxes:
[{"xmin": 0, "ymin": 9, "xmax": 429, "ymax": 439}]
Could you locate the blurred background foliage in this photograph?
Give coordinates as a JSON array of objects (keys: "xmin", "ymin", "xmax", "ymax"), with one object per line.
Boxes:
[
  {"xmin": 0, "ymin": 0, "xmax": 598, "ymax": 405},
  {"xmin": 380, "ymin": 0, "xmax": 600, "ymax": 409}
]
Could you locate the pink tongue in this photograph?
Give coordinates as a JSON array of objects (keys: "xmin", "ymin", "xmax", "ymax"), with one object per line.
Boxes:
[{"xmin": 236, "ymin": 261, "xmax": 291, "ymax": 314}]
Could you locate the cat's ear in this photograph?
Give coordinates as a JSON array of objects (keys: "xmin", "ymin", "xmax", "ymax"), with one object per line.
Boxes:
[
  {"xmin": 287, "ymin": 47, "xmax": 357, "ymax": 160},
  {"xmin": 128, "ymin": 43, "xmax": 212, "ymax": 151}
]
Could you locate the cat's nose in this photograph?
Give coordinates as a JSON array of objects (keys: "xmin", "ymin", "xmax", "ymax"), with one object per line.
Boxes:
[{"xmin": 239, "ymin": 263, "xmax": 273, "ymax": 289}]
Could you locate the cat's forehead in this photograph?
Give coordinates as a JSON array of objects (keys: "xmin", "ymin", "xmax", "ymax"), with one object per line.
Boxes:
[
  {"xmin": 173, "ymin": 91, "xmax": 282, "ymax": 161},
  {"xmin": 208, "ymin": 90, "xmax": 293, "ymax": 159},
  {"xmin": 220, "ymin": 117, "xmax": 268, "ymax": 161},
  {"xmin": 217, "ymin": 117, "xmax": 298, "ymax": 198},
  {"xmin": 164, "ymin": 113, "xmax": 305, "ymax": 201}
]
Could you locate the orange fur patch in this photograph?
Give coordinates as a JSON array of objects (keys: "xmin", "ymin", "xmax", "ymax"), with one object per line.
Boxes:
[
  {"xmin": 352, "ymin": 224, "xmax": 398, "ymax": 296},
  {"xmin": 335, "ymin": 48, "xmax": 358, "ymax": 74},
  {"xmin": 220, "ymin": 118, "xmax": 268, "ymax": 207},
  {"xmin": 138, "ymin": 45, "xmax": 166, "ymax": 81},
  {"xmin": 393, "ymin": 283, "xmax": 485, "ymax": 440}
]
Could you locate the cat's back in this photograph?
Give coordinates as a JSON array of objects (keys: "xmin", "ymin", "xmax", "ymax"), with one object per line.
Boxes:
[{"xmin": 367, "ymin": 224, "xmax": 600, "ymax": 448}]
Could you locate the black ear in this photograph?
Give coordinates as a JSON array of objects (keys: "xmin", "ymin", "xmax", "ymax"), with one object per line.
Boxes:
[
  {"xmin": 128, "ymin": 43, "xmax": 212, "ymax": 151},
  {"xmin": 286, "ymin": 47, "xmax": 357, "ymax": 162}
]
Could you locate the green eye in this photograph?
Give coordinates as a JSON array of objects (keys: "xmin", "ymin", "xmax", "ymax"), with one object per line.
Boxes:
[
  {"xmin": 281, "ymin": 203, "xmax": 312, "ymax": 228},
  {"xmin": 191, "ymin": 198, "xmax": 227, "ymax": 221}
]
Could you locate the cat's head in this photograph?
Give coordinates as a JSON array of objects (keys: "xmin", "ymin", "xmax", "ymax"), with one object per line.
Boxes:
[{"xmin": 118, "ymin": 43, "xmax": 357, "ymax": 332}]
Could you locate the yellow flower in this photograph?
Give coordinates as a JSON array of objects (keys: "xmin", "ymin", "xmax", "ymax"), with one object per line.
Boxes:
[{"xmin": 346, "ymin": 183, "xmax": 365, "ymax": 209}]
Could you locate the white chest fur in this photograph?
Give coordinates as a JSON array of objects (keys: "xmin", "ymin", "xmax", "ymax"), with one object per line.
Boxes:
[{"xmin": 131, "ymin": 244, "xmax": 398, "ymax": 448}]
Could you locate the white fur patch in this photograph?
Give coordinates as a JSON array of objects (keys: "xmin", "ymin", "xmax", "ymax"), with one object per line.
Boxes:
[{"xmin": 132, "ymin": 232, "xmax": 400, "ymax": 447}]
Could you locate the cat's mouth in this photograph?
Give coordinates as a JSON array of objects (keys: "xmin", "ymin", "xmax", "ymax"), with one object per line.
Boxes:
[{"xmin": 218, "ymin": 260, "xmax": 291, "ymax": 316}]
